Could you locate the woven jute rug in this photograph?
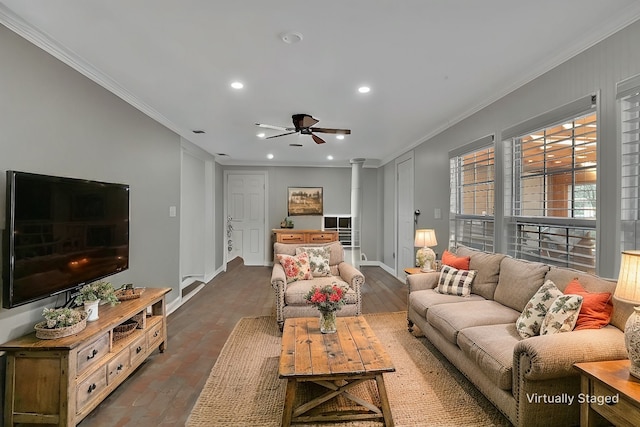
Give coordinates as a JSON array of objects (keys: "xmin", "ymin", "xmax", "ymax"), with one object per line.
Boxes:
[{"xmin": 186, "ymin": 312, "xmax": 511, "ymax": 426}]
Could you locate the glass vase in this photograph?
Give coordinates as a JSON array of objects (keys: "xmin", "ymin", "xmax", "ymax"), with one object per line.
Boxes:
[{"xmin": 319, "ymin": 310, "xmax": 337, "ymax": 334}]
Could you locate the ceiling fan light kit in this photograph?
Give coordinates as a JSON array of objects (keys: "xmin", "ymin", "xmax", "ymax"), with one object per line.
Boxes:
[{"xmin": 256, "ymin": 114, "xmax": 351, "ymax": 145}]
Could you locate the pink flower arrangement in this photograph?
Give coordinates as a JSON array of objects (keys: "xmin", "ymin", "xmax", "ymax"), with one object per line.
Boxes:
[{"xmin": 305, "ymin": 284, "xmax": 348, "ymax": 312}]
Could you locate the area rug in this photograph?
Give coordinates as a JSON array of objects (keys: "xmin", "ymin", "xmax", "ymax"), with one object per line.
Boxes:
[{"xmin": 186, "ymin": 312, "xmax": 511, "ymax": 426}]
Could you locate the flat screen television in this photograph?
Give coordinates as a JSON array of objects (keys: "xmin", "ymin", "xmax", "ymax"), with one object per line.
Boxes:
[{"xmin": 2, "ymin": 171, "xmax": 129, "ymax": 308}]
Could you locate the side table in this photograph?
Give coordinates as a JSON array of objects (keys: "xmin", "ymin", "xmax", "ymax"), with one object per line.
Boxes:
[{"xmin": 574, "ymin": 359, "xmax": 640, "ymax": 426}]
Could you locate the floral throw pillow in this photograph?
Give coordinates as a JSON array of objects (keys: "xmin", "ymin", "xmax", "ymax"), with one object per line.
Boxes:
[
  {"xmin": 434, "ymin": 265, "xmax": 477, "ymax": 297},
  {"xmin": 296, "ymin": 247, "xmax": 331, "ymax": 277},
  {"xmin": 540, "ymin": 294, "xmax": 584, "ymax": 335},
  {"xmin": 276, "ymin": 252, "xmax": 312, "ymax": 283},
  {"xmin": 516, "ymin": 280, "xmax": 563, "ymax": 339}
]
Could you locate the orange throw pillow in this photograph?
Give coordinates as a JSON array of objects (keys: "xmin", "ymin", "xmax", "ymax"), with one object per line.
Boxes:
[
  {"xmin": 564, "ymin": 279, "xmax": 613, "ymax": 330},
  {"xmin": 442, "ymin": 250, "xmax": 471, "ymax": 270}
]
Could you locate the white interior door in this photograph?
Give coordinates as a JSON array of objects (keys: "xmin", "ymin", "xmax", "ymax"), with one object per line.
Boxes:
[
  {"xmin": 397, "ymin": 155, "xmax": 414, "ymax": 278},
  {"xmin": 226, "ymin": 172, "xmax": 266, "ymax": 266}
]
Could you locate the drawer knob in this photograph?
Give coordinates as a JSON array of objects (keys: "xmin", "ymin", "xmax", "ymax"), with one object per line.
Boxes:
[
  {"xmin": 136, "ymin": 346, "xmax": 142, "ymax": 354},
  {"xmin": 117, "ymin": 364, "xmax": 124, "ymax": 371},
  {"xmin": 88, "ymin": 383, "xmax": 97, "ymax": 393},
  {"xmin": 87, "ymin": 349, "xmax": 98, "ymax": 360},
  {"xmin": 154, "ymin": 331, "xmax": 160, "ymax": 337}
]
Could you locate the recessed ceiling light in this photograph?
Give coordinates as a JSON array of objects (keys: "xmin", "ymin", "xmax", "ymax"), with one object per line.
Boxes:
[
  {"xmin": 257, "ymin": 132, "xmax": 266, "ymax": 138},
  {"xmin": 280, "ymin": 31, "xmax": 303, "ymax": 44},
  {"xmin": 336, "ymin": 135, "xmax": 345, "ymax": 140},
  {"xmin": 327, "ymin": 155, "xmax": 334, "ymax": 160},
  {"xmin": 231, "ymin": 81, "xmax": 244, "ymax": 89},
  {"xmin": 267, "ymin": 153, "xmax": 274, "ymax": 159},
  {"xmin": 358, "ymin": 86, "xmax": 371, "ymax": 94}
]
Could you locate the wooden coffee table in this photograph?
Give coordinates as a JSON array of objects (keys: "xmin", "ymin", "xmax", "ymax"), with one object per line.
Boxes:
[{"xmin": 279, "ymin": 316, "xmax": 395, "ymax": 426}]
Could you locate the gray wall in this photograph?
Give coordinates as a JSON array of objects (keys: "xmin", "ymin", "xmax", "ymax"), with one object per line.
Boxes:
[
  {"xmin": 222, "ymin": 165, "xmax": 382, "ymax": 261},
  {"xmin": 0, "ymin": 25, "xmax": 185, "ymax": 343},
  {"xmin": 384, "ymin": 18, "xmax": 640, "ymax": 279}
]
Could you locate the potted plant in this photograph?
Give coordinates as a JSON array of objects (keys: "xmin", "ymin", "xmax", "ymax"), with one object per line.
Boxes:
[
  {"xmin": 34, "ymin": 307, "xmax": 87, "ymax": 339},
  {"xmin": 74, "ymin": 280, "xmax": 120, "ymax": 321}
]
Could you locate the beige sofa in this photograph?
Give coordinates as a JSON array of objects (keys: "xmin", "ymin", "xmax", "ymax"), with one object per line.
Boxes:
[
  {"xmin": 407, "ymin": 245, "xmax": 632, "ymax": 427},
  {"xmin": 271, "ymin": 241, "xmax": 364, "ymax": 330}
]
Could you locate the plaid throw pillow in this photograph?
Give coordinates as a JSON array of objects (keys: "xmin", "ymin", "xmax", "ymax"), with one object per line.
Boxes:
[{"xmin": 435, "ymin": 265, "xmax": 477, "ymax": 297}]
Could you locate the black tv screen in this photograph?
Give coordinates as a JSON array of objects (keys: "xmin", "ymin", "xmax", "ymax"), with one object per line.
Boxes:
[{"xmin": 3, "ymin": 171, "xmax": 129, "ymax": 308}]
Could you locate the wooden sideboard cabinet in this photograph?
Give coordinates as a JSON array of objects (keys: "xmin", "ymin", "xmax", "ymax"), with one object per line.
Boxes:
[
  {"xmin": 272, "ymin": 229, "xmax": 338, "ymax": 244},
  {"xmin": 1, "ymin": 287, "xmax": 171, "ymax": 427}
]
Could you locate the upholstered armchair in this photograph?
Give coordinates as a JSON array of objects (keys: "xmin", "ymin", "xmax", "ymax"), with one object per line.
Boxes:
[{"xmin": 271, "ymin": 241, "xmax": 364, "ymax": 330}]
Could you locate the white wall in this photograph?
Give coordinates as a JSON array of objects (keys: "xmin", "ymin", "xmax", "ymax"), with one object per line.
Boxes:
[
  {"xmin": 0, "ymin": 25, "xmax": 184, "ymax": 342},
  {"xmin": 385, "ymin": 18, "xmax": 640, "ymax": 279}
]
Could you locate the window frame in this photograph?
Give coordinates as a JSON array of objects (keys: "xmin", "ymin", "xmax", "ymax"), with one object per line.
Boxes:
[{"xmin": 503, "ymin": 94, "xmax": 598, "ymax": 273}]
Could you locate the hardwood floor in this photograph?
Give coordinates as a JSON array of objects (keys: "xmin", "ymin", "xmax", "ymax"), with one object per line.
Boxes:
[{"xmin": 78, "ymin": 258, "xmax": 407, "ymax": 427}]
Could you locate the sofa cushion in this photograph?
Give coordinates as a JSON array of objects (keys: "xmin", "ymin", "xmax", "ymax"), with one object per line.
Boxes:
[
  {"xmin": 442, "ymin": 250, "xmax": 470, "ymax": 270},
  {"xmin": 493, "ymin": 258, "xmax": 550, "ymax": 312},
  {"xmin": 296, "ymin": 246, "xmax": 331, "ymax": 277},
  {"xmin": 434, "ymin": 265, "xmax": 477, "ymax": 297},
  {"xmin": 455, "ymin": 246, "xmax": 506, "ymax": 300},
  {"xmin": 276, "ymin": 252, "xmax": 312, "ymax": 283},
  {"xmin": 564, "ymin": 279, "xmax": 613, "ymax": 330},
  {"xmin": 284, "ymin": 277, "xmax": 357, "ymax": 305},
  {"xmin": 409, "ymin": 289, "xmax": 486, "ymax": 317},
  {"xmin": 457, "ymin": 323, "xmax": 520, "ymax": 390},
  {"xmin": 540, "ymin": 294, "xmax": 583, "ymax": 335},
  {"xmin": 427, "ymin": 300, "xmax": 520, "ymax": 344},
  {"xmin": 516, "ymin": 280, "xmax": 564, "ymax": 339}
]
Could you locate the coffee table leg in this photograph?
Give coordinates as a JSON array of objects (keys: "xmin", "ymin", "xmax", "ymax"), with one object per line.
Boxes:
[
  {"xmin": 281, "ymin": 378, "xmax": 297, "ymax": 427},
  {"xmin": 376, "ymin": 374, "xmax": 394, "ymax": 426}
]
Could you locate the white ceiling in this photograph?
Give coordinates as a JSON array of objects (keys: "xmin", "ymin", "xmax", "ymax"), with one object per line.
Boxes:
[{"xmin": 2, "ymin": 1, "xmax": 640, "ymax": 168}]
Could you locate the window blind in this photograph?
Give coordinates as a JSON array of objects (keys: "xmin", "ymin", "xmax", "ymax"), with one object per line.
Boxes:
[
  {"xmin": 619, "ymin": 75, "xmax": 640, "ymax": 250},
  {"xmin": 505, "ymin": 103, "xmax": 597, "ymax": 273},
  {"xmin": 449, "ymin": 136, "xmax": 495, "ymax": 251}
]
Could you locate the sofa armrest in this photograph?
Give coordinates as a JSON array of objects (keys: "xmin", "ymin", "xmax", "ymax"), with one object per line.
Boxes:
[
  {"xmin": 271, "ymin": 263, "xmax": 286, "ymax": 291},
  {"xmin": 513, "ymin": 326, "xmax": 627, "ymax": 382},
  {"xmin": 337, "ymin": 262, "xmax": 365, "ymax": 289},
  {"xmin": 406, "ymin": 272, "xmax": 439, "ymax": 293}
]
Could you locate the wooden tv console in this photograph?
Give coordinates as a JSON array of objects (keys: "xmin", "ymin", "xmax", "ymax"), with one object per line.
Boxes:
[{"xmin": 0, "ymin": 287, "xmax": 171, "ymax": 427}]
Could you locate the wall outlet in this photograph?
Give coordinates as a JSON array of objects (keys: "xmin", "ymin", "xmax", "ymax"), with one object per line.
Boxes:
[{"xmin": 434, "ymin": 208, "xmax": 442, "ymax": 219}]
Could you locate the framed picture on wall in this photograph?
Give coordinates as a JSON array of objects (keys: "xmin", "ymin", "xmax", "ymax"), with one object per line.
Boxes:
[{"xmin": 287, "ymin": 187, "xmax": 323, "ymax": 216}]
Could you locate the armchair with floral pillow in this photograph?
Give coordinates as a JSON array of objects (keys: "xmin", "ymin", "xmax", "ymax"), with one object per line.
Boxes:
[{"xmin": 271, "ymin": 241, "xmax": 363, "ymax": 330}]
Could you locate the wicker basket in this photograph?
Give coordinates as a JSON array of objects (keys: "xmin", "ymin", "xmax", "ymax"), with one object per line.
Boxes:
[
  {"xmin": 113, "ymin": 320, "xmax": 138, "ymax": 341},
  {"xmin": 34, "ymin": 312, "xmax": 88, "ymax": 339},
  {"xmin": 116, "ymin": 287, "xmax": 145, "ymax": 301}
]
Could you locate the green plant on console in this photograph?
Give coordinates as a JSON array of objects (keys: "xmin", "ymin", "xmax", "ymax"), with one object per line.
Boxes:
[{"xmin": 74, "ymin": 280, "xmax": 120, "ymax": 306}]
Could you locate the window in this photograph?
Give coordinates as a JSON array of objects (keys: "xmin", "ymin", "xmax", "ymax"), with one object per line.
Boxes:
[
  {"xmin": 323, "ymin": 215, "xmax": 352, "ymax": 246},
  {"xmin": 449, "ymin": 136, "xmax": 495, "ymax": 251},
  {"xmin": 504, "ymin": 96, "xmax": 597, "ymax": 273},
  {"xmin": 619, "ymin": 75, "xmax": 640, "ymax": 251}
]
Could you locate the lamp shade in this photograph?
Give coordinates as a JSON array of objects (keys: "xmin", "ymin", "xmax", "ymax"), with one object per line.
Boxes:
[
  {"xmin": 614, "ymin": 250, "xmax": 640, "ymax": 304},
  {"xmin": 414, "ymin": 229, "xmax": 437, "ymax": 248}
]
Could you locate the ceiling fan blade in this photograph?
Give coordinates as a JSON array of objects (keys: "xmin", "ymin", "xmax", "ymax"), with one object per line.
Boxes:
[
  {"xmin": 265, "ymin": 131, "xmax": 298, "ymax": 139},
  {"xmin": 310, "ymin": 127, "xmax": 351, "ymax": 135},
  {"xmin": 255, "ymin": 123, "xmax": 293, "ymax": 131},
  {"xmin": 311, "ymin": 134, "xmax": 326, "ymax": 144}
]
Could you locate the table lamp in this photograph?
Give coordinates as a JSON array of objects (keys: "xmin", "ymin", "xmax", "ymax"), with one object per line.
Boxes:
[
  {"xmin": 414, "ymin": 229, "xmax": 437, "ymax": 272},
  {"xmin": 614, "ymin": 250, "xmax": 640, "ymax": 379}
]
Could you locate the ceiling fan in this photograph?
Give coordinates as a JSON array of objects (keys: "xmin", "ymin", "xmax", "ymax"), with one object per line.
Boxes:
[{"xmin": 256, "ymin": 114, "xmax": 351, "ymax": 144}]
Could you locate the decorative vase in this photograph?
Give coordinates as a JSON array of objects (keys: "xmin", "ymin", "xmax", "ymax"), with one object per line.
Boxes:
[
  {"xmin": 319, "ymin": 310, "xmax": 337, "ymax": 334},
  {"xmin": 84, "ymin": 299, "xmax": 100, "ymax": 322}
]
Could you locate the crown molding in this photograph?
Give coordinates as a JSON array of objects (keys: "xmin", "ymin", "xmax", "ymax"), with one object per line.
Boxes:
[{"xmin": 0, "ymin": 4, "xmax": 189, "ymax": 141}]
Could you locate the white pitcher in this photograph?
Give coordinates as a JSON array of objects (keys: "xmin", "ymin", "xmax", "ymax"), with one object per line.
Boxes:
[{"xmin": 84, "ymin": 299, "xmax": 100, "ymax": 322}]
